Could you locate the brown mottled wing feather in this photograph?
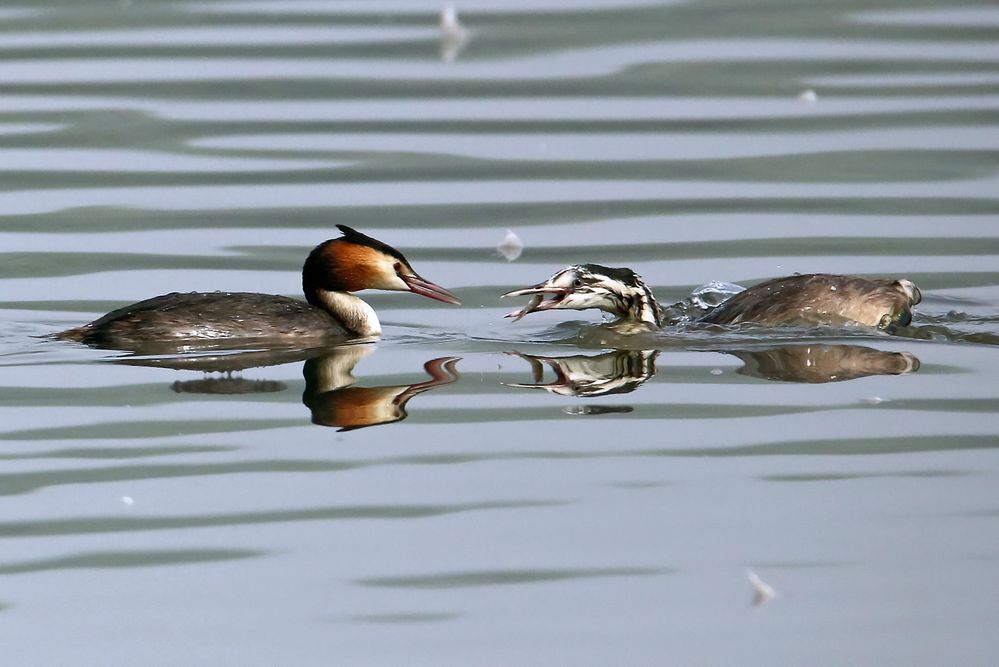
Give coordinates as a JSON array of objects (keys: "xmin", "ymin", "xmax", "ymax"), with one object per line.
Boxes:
[
  {"xmin": 700, "ymin": 274, "xmax": 917, "ymax": 328},
  {"xmin": 59, "ymin": 292, "xmax": 347, "ymax": 347}
]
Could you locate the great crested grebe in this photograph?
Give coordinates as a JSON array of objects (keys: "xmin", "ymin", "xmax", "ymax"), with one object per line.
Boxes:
[
  {"xmin": 57, "ymin": 225, "xmax": 460, "ymax": 348},
  {"xmin": 502, "ymin": 265, "xmax": 920, "ymax": 330}
]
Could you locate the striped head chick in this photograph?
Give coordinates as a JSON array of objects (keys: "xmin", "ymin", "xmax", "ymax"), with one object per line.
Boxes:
[{"xmin": 502, "ymin": 264, "xmax": 664, "ymax": 330}]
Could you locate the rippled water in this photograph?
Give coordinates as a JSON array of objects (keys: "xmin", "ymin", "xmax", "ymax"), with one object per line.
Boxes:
[{"xmin": 2, "ymin": 1, "xmax": 998, "ymax": 664}]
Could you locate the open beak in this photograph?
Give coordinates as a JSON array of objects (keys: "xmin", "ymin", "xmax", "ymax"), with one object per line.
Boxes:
[
  {"xmin": 402, "ymin": 273, "xmax": 462, "ymax": 305},
  {"xmin": 500, "ymin": 282, "xmax": 568, "ymax": 321},
  {"xmin": 504, "ymin": 353, "xmax": 570, "ymax": 390}
]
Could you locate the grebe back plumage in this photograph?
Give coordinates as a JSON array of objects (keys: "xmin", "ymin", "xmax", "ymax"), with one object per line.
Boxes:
[
  {"xmin": 57, "ymin": 225, "xmax": 460, "ymax": 349},
  {"xmin": 699, "ymin": 273, "xmax": 920, "ymax": 328}
]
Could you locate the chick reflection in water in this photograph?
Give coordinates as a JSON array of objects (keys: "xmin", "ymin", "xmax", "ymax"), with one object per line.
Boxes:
[
  {"xmin": 507, "ymin": 344, "xmax": 917, "ymax": 405},
  {"xmin": 507, "ymin": 349, "xmax": 658, "ymax": 398},
  {"xmin": 303, "ymin": 346, "xmax": 460, "ymax": 431},
  {"xmin": 731, "ymin": 344, "xmax": 919, "ymax": 383}
]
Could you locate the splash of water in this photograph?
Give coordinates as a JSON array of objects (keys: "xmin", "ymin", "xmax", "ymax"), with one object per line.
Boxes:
[{"xmin": 660, "ymin": 281, "xmax": 747, "ymax": 325}]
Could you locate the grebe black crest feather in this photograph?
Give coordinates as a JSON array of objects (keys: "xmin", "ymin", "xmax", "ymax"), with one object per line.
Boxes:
[{"xmin": 335, "ymin": 224, "xmax": 409, "ymax": 265}]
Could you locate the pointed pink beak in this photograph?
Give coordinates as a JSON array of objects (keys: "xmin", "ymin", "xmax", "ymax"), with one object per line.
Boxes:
[
  {"xmin": 402, "ymin": 273, "xmax": 461, "ymax": 305},
  {"xmin": 500, "ymin": 283, "xmax": 568, "ymax": 321}
]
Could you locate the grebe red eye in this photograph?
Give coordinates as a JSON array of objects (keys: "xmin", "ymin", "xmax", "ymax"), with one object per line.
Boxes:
[{"xmin": 394, "ymin": 262, "xmax": 403, "ymax": 273}]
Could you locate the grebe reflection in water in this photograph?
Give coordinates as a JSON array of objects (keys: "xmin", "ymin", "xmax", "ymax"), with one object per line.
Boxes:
[
  {"xmin": 506, "ymin": 344, "xmax": 919, "ymax": 399},
  {"xmin": 303, "ymin": 348, "xmax": 461, "ymax": 431},
  {"xmin": 506, "ymin": 349, "xmax": 658, "ymax": 398},
  {"xmin": 112, "ymin": 344, "xmax": 461, "ymax": 431}
]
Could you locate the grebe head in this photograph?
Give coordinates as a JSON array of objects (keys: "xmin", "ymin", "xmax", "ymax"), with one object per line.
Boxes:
[
  {"xmin": 303, "ymin": 225, "xmax": 461, "ymax": 306},
  {"xmin": 895, "ymin": 279, "xmax": 921, "ymax": 306},
  {"xmin": 502, "ymin": 264, "xmax": 663, "ymax": 327}
]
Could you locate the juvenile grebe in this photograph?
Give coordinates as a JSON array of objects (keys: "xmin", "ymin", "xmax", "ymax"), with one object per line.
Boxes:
[
  {"xmin": 57, "ymin": 225, "xmax": 460, "ymax": 348},
  {"xmin": 504, "ymin": 265, "xmax": 664, "ymax": 327},
  {"xmin": 700, "ymin": 274, "xmax": 920, "ymax": 328},
  {"xmin": 502, "ymin": 265, "xmax": 920, "ymax": 330}
]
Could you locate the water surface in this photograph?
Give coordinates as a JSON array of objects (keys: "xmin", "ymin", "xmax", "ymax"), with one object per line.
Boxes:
[{"xmin": 1, "ymin": 1, "xmax": 998, "ymax": 664}]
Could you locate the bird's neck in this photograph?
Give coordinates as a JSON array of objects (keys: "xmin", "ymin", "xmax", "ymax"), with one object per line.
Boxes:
[
  {"xmin": 631, "ymin": 296, "xmax": 663, "ymax": 327},
  {"xmin": 304, "ymin": 344, "xmax": 374, "ymax": 392},
  {"xmin": 618, "ymin": 282, "xmax": 664, "ymax": 328},
  {"xmin": 308, "ymin": 288, "xmax": 382, "ymax": 337}
]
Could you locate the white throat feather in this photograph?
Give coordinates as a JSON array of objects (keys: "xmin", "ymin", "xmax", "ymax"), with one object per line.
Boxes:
[{"xmin": 315, "ymin": 289, "xmax": 382, "ymax": 337}]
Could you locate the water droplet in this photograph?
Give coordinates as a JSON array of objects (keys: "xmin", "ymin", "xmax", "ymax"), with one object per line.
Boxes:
[
  {"xmin": 440, "ymin": 3, "xmax": 469, "ymax": 63},
  {"xmin": 690, "ymin": 281, "xmax": 745, "ymax": 308},
  {"xmin": 747, "ymin": 569, "xmax": 777, "ymax": 606},
  {"xmin": 496, "ymin": 229, "xmax": 523, "ymax": 261}
]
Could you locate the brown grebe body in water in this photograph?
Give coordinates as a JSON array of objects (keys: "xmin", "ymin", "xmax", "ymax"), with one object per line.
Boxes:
[
  {"xmin": 698, "ymin": 273, "xmax": 920, "ymax": 328},
  {"xmin": 57, "ymin": 225, "xmax": 460, "ymax": 348},
  {"xmin": 502, "ymin": 265, "xmax": 920, "ymax": 330}
]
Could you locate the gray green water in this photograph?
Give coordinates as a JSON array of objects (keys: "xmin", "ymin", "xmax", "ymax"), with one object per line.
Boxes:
[{"xmin": 1, "ymin": 0, "xmax": 998, "ymax": 664}]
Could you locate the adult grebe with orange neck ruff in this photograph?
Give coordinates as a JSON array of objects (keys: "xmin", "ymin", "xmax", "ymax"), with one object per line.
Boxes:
[{"xmin": 57, "ymin": 225, "xmax": 460, "ymax": 349}]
